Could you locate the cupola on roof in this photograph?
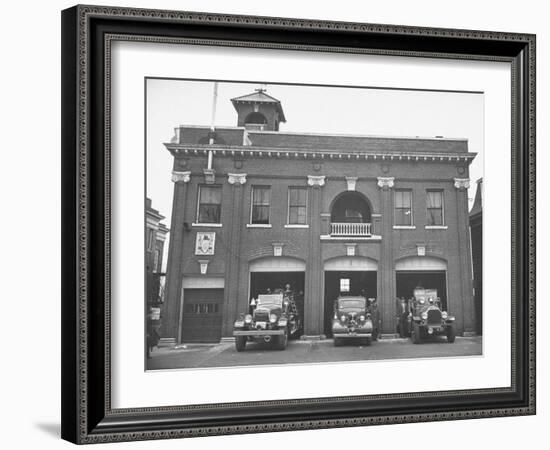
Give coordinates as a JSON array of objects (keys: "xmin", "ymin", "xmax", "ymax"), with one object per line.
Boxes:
[{"xmin": 231, "ymin": 88, "xmax": 286, "ymax": 131}]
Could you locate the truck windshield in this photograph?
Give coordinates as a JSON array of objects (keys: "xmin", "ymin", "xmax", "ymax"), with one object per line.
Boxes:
[
  {"xmin": 338, "ymin": 299, "xmax": 365, "ymax": 309},
  {"xmin": 257, "ymin": 294, "xmax": 283, "ymax": 307}
]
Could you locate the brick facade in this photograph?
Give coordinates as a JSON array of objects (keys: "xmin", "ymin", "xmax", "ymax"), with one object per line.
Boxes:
[{"xmin": 159, "ymin": 92, "xmax": 477, "ymax": 344}]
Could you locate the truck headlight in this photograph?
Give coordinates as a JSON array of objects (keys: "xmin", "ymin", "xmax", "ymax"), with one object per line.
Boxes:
[
  {"xmin": 442, "ymin": 311, "xmax": 448, "ymax": 319},
  {"xmin": 244, "ymin": 314, "xmax": 252, "ymax": 324},
  {"xmin": 269, "ymin": 314, "xmax": 277, "ymax": 323},
  {"xmin": 421, "ymin": 312, "xmax": 428, "ymax": 320},
  {"xmin": 359, "ymin": 315, "xmax": 365, "ymax": 322},
  {"xmin": 341, "ymin": 315, "xmax": 347, "ymax": 322}
]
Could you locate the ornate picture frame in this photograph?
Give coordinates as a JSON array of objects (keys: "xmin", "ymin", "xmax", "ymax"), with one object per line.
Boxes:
[{"xmin": 61, "ymin": 5, "xmax": 535, "ymax": 444}]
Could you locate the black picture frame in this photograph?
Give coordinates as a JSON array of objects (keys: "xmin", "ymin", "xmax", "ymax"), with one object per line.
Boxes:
[{"xmin": 61, "ymin": 5, "xmax": 536, "ymax": 444}]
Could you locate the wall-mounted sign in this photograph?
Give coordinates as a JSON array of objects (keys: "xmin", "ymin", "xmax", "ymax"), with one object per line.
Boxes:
[{"xmin": 195, "ymin": 232, "xmax": 216, "ymax": 255}]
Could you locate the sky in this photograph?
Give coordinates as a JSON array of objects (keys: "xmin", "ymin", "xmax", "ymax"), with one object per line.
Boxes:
[{"xmin": 146, "ymin": 79, "xmax": 484, "ymax": 268}]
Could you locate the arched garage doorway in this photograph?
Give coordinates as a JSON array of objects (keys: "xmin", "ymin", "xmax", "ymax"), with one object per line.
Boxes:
[
  {"xmin": 395, "ymin": 256, "xmax": 448, "ymax": 310},
  {"xmin": 323, "ymin": 256, "xmax": 378, "ymax": 336},
  {"xmin": 249, "ymin": 257, "xmax": 305, "ymax": 335}
]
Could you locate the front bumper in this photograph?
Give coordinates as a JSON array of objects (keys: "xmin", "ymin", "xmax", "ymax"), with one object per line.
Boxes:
[
  {"xmin": 332, "ymin": 320, "xmax": 373, "ymax": 338},
  {"xmin": 418, "ymin": 323, "xmax": 454, "ymax": 335},
  {"xmin": 333, "ymin": 332, "xmax": 372, "ymax": 338},
  {"xmin": 233, "ymin": 329, "xmax": 285, "ymax": 337}
]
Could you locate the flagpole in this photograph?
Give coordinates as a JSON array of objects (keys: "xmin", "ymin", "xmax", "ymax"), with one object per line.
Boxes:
[{"xmin": 207, "ymin": 82, "xmax": 218, "ymax": 170}]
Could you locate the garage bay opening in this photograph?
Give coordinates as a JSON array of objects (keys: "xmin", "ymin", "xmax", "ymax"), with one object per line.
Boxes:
[
  {"xmin": 249, "ymin": 271, "xmax": 305, "ymax": 338},
  {"xmin": 324, "ymin": 271, "xmax": 377, "ymax": 336},
  {"xmin": 395, "ymin": 271, "xmax": 448, "ymax": 310}
]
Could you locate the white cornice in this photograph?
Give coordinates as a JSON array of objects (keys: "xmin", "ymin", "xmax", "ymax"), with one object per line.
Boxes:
[{"xmin": 165, "ymin": 144, "xmax": 476, "ymax": 163}]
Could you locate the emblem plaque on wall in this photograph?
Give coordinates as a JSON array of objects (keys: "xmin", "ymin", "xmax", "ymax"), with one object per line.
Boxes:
[{"xmin": 195, "ymin": 232, "xmax": 216, "ymax": 255}]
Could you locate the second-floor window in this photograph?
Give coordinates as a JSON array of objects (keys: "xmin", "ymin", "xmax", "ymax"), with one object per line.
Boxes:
[
  {"xmin": 394, "ymin": 189, "xmax": 413, "ymax": 226},
  {"xmin": 197, "ymin": 185, "xmax": 222, "ymax": 223},
  {"xmin": 288, "ymin": 187, "xmax": 307, "ymax": 224},
  {"xmin": 251, "ymin": 186, "xmax": 271, "ymax": 224},
  {"xmin": 426, "ymin": 190, "xmax": 444, "ymax": 226}
]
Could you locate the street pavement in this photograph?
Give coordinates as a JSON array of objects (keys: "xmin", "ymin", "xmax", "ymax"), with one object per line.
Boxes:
[{"xmin": 147, "ymin": 336, "xmax": 482, "ymax": 370}]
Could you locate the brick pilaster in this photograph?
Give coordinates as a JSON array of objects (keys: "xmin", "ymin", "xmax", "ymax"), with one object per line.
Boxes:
[
  {"xmin": 377, "ymin": 177, "xmax": 395, "ymax": 335},
  {"xmin": 221, "ymin": 173, "xmax": 247, "ymax": 337},
  {"xmin": 160, "ymin": 171, "xmax": 190, "ymax": 343}
]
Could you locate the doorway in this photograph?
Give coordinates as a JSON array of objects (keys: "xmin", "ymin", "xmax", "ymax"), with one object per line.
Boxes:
[
  {"xmin": 249, "ymin": 271, "xmax": 305, "ymax": 336},
  {"xmin": 395, "ymin": 271, "xmax": 448, "ymax": 310},
  {"xmin": 323, "ymin": 271, "xmax": 377, "ymax": 336}
]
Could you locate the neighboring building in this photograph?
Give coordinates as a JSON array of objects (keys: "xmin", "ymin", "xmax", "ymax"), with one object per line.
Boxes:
[
  {"xmin": 160, "ymin": 89, "xmax": 477, "ymax": 345},
  {"xmin": 146, "ymin": 198, "xmax": 169, "ymax": 309},
  {"xmin": 469, "ymin": 178, "xmax": 483, "ymax": 335}
]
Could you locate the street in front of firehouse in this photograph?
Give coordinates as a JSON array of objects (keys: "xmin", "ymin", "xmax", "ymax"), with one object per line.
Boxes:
[{"xmin": 147, "ymin": 336, "xmax": 482, "ymax": 370}]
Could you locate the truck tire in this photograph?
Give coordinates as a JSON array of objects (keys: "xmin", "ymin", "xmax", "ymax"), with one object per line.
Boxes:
[
  {"xmin": 447, "ymin": 323, "xmax": 456, "ymax": 343},
  {"xmin": 412, "ymin": 323, "xmax": 422, "ymax": 344},
  {"xmin": 276, "ymin": 331, "xmax": 288, "ymax": 350},
  {"xmin": 235, "ymin": 336, "xmax": 247, "ymax": 352}
]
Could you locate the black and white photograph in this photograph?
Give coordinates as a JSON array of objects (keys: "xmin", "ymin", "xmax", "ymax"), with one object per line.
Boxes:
[
  {"xmin": 1, "ymin": 0, "xmax": 542, "ymax": 447},
  {"xmin": 145, "ymin": 79, "xmax": 484, "ymax": 370}
]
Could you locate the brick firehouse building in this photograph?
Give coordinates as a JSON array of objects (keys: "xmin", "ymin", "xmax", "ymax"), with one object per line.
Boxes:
[{"xmin": 159, "ymin": 90, "xmax": 477, "ymax": 345}]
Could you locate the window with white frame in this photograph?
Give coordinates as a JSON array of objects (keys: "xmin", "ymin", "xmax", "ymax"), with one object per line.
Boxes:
[
  {"xmin": 426, "ymin": 190, "xmax": 444, "ymax": 226},
  {"xmin": 251, "ymin": 186, "xmax": 271, "ymax": 224},
  {"xmin": 197, "ymin": 185, "xmax": 222, "ymax": 223},
  {"xmin": 288, "ymin": 187, "xmax": 307, "ymax": 224},
  {"xmin": 394, "ymin": 189, "xmax": 413, "ymax": 226}
]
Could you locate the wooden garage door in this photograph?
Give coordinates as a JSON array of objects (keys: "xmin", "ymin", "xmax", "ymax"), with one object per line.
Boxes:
[{"xmin": 181, "ymin": 289, "xmax": 223, "ymax": 343}]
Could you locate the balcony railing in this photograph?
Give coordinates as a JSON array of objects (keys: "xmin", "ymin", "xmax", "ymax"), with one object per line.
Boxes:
[{"xmin": 330, "ymin": 222, "xmax": 372, "ymax": 237}]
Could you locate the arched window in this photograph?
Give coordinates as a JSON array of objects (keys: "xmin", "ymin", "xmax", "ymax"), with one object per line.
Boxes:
[
  {"xmin": 330, "ymin": 192, "xmax": 371, "ymax": 223},
  {"xmin": 244, "ymin": 112, "xmax": 267, "ymax": 124},
  {"xmin": 244, "ymin": 112, "xmax": 268, "ymax": 130}
]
